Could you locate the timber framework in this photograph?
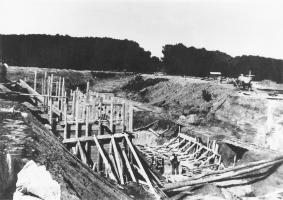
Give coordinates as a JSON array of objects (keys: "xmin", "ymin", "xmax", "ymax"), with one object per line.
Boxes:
[{"xmin": 13, "ymin": 71, "xmax": 283, "ymax": 199}]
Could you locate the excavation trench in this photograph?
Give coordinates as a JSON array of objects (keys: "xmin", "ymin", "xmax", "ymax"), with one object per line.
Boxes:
[{"xmin": 2, "ymin": 71, "xmax": 283, "ymax": 200}]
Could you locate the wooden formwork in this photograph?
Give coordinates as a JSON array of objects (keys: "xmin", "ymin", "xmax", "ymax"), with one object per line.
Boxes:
[
  {"xmin": 137, "ymin": 132, "xmax": 222, "ymax": 177},
  {"xmin": 20, "ymin": 71, "xmax": 166, "ymax": 199}
]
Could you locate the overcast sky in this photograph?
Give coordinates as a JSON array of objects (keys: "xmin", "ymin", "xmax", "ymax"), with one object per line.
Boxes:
[{"xmin": 1, "ymin": 0, "xmax": 283, "ymax": 59}]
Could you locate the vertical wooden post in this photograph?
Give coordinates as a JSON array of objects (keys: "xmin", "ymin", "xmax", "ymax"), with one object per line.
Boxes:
[
  {"xmin": 57, "ymin": 77, "xmax": 61, "ymax": 109},
  {"xmin": 50, "ymin": 74, "xmax": 54, "ymax": 96},
  {"xmin": 72, "ymin": 90, "xmax": 76, "ymax": 120},
  {"xmin": 61, "ymin": 78, "xmax": 65, "ymax": 97},
  {"xmin": 58, "ymin": 77, "xmax": 62, "ymax": 97},
  {"xmin": 97, "ymin": 97, "xmax": 103, "ymax": 171},
  {"xmin": 75, "ymin": 92, "xmax": 79, "ymax": 138},
  {"xmin": 44, "ymin": 71, "xmax": 47, "ymax": 94},
  {"xmin": 85, "ymin": 105, "xmax": 91, "ymax": 166},
  {"xmin": 110, "ymin": 98, "xmax": 114, "ymax": 133},
  {"xmin": 33, "ymin": 71, "xmax": 37, "ymax": 91},
  {"xmin": 98, "ymin": 97, "xmax": 102, "ymax": 135},
  {"xmin": 47, "ymin": 76, "xmax": 51, "ymax": 112},
  {"xmin": 86, "ymin": 81, "xmax": 90, "ymax": 94},
  {"xmin": 128, "ymin": 103, "xmax": 133, "ymax": 132},
  {"xmin": 55, "ymin": 81, "xmax": 58, "ymax": 97},
  {"xmin": 43, "ymin": 72, "xmax": 47, "ymax": 108},
  {"xmin": 61, "ymin": 78, "xmax": 65, "ymax": 111},
  {"xmin": 85, "ymin": 104, "xmax": 89, "ymax": 136},
  {"xmin": 41, "ymin": 78, "xmax": 44, "ymax": 95},
  {"xmin": 121, "ymin": 102, "xmax": 125, "ymax": 132},
  {"xmin": 49, "ymin": 97, "xmax": 53, "ymax": 126},
  {"xmin": 207, "ymin": 136, "xmax": 210, "ymax": 148},
  {"xmin": 64, "ymin": 93, "xmax": 68, "ymax": 141},
  {"xmin": 82, "ymin": 94, "xmax": 86, "ymax": 121}
]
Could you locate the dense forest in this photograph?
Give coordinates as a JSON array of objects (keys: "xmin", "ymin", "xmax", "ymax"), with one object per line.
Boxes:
[
  {"xmin": 162, "ymin": 44, "xmax": 283, "ymax": 82},
  {"xmin": 1, "ymin": 34, "xmax": 283, "ymax": 82},
  {"xmin": 0, "ymin": 34, "xmax": 161, "ymax": 73}
]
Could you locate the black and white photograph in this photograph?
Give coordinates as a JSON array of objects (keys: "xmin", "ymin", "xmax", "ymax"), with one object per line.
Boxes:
[{"xmin": 0, "ymin": 0, "xmax": 283, "ymax": 199}]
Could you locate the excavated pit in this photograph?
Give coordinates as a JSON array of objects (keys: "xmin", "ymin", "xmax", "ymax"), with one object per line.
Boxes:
[{"xmin": 3, "ymin": 68, "xmax": 283, "ymax": 199}]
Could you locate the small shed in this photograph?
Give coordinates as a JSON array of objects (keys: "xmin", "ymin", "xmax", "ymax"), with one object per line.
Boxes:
[{"xmin": 209, "ymin": 72, "xmax": 222, "ymax": 80}]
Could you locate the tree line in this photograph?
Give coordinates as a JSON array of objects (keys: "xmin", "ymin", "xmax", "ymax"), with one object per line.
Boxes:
[
  {"xmin": 1, "ymin": 34, "xmax": 282, "ymax": 82},
  {"xmin": 162, "ymin": 44, "xmax": 283, "ymax": 82},
  {"xmin": 0, "ymin": 34, "xmax": 160, "ymax": 73}
]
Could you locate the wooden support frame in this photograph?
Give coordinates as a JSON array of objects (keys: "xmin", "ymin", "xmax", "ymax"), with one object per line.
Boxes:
[
  {"xmin": 124, "ymin": 134, "xmax": 160, "ymax": 199},
  {"xmin": 19, "ymin": 76, "xmax": 167, "ymax": 198},
  {"xmin": 111, "ymin": 136, "xmax": 124, "ymax": 184},
  {"xmin": 93, "ymin": 134, "xmax": 117, "ymax": 182}
]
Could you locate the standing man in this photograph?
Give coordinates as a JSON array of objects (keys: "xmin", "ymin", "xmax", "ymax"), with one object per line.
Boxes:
[{"xmin": 170, "ymin": 153, "xmax": 180, "ymax": 175}]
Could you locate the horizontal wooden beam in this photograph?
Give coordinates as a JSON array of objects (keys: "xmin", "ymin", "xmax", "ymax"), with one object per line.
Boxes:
[
  {"xmin": 56, "ymin": 125, "xmax": 124, "ymax": 133},
  {"xmin": 63, "ymin": 133, "xmax": 126, "ymax": 143},
  {"xmin": 58, "ymin": 119, "xmax": 123, "ymax": 125}
]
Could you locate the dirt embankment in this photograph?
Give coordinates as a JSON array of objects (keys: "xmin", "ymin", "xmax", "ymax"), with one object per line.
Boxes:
[
  {"xmin": 116, "ymin": 75, "xmax": 283, "ymax": 152},
  {"xmin": 118, "ymin": 75, "xmax": 283, "ymax": 198}
]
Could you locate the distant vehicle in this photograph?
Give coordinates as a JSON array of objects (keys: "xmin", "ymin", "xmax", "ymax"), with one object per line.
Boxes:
[{"xmin": 233, "ymin": 73, "xmax": 254, "ymax": 90}]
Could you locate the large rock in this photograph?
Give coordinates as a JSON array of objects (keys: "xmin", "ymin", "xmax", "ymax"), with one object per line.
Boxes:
[{"xmin": 14, "ymin": 160, "xmax": 60, "ymax": 200}]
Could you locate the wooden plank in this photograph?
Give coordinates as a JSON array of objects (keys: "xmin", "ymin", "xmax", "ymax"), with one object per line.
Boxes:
[
  {"xmin": 86, "ymin": 105, "xmax": 89, "ymax": 137},
  {"xmin": 124, "ymin": 134, "xmax": 160, "ymax": 199},
  {"xmin": 19, "ymin": 79, "xmax": 44, "ymax": 102},
  {"xmin": 93, "ymin": 135, "xmax": 117, "ymax": 182},
  {"xmin": 34, "ymin": 70, "xmax": 37, "ymax": 91},
  {"xmin": 63, "ymin": 100, "xmax": 68, "ymax": 140},
  {"xmin": 128, "ymin": 103, "xmax": 133, "ymax": 132},
  {"xmin": 183, "ymin": 143, "xmax": 197, "ymax": 154},
  {"xmin": 111, "ymin": 136, "xmax": 124, "ymax": 184},
  {"xmin": 121, "ymin": 102, "xmax": 125, "ymax": 132},
  {"xmin": 195, "ymin": 150, "xmax": 209, "ymax": 161},
  {"xmin": 164, "ymin": 157, "xmax": 283, "ymax": 191},
  {"xmin": 121, "ymin": 148, "xmax": 137, "ymax": 182},
  {"xmin": 48, "ymin": 98, "xmax": 53, "ymax": 124},
  {"xmin": 50, "ymin": 74, "xmax": 54, "ymax": 96},
  {"xmin": 77, "ymin": 140, "xmax": 87, "ymax": 164},
  {"xmin": 178, "ymin": 141, "xmax": 191, "ymax": 153},
  {"xmin": 55, "ymin": 81, "xmax": 58, "ymax": 97},
  {"xmin": 134, "ymin": 120, "xmax": 159, "ymax": 131},
  {"xmin": 199, "ymin": 153, "xmax": 216, "ymax": 167},
  {"xmin": 75, "ymin": 91, "xmax": 79, "ymax": 138},
  {"xmin": 110, "ymin": 99, "xmax": 114, "ymax": 132},
  {"xmin": 72, "ymin": 90, "xmax": 76, "ymax": 120},
  {"xmin": 63, "ymin": 134, "xmax": 126, "ymax": 143}
]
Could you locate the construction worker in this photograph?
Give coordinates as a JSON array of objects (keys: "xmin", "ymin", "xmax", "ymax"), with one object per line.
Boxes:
[{"xmin": 170, "ymin": 153, "xmax": 180, "ymax": 175}]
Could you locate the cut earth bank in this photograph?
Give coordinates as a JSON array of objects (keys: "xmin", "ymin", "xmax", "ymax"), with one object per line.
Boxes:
[{"xmin": 92, "ymin": 74, "xmax": 283, "ymax": 198}]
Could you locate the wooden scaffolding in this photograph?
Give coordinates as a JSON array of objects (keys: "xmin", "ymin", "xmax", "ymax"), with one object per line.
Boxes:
[{"xmin": 19, "ymin": 71, "xmax": 166, "ymax": 199}]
